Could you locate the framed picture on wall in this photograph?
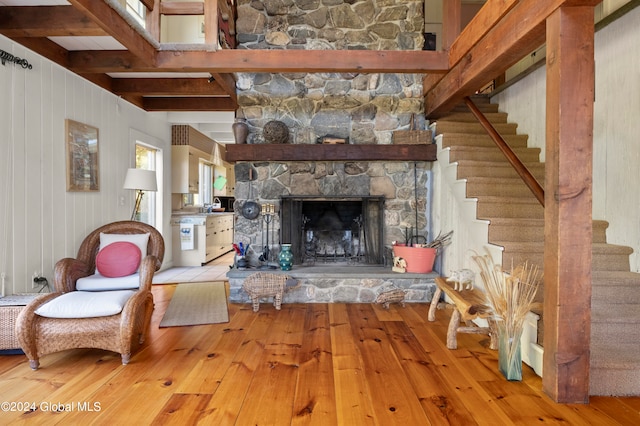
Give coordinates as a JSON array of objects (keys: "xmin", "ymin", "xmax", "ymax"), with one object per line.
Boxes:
[{"xmin": 65, "ymin": 119, "xmax": 100, "ymax": 192}]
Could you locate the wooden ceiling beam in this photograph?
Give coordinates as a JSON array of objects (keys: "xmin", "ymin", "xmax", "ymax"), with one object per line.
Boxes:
[
  {"xmin": 68, "ymin": 50, "xmax": 146, "ymax": 73},
  {"xmin": 78, "ymin": 73, "xmax": 114, "ymax": 92},
  {"xmin": 425, "ymin": 0, "xmax": 602, "ymax": 117},
  {"xmin": 68, "ymin": 49, "xmax": 448, "ymax": 74},
  {"xmin": 9, "ymin": 37, "xmax": 70, "ymax": 68},
  {"xmin": 112, "ymin": 78, "xmax": 227, "ymax": 96},
  {"xmin": 140, "ymin": 0, "xmax": 155, "ymax": 11},
  {"xmin": 426, "ymin": 0, "xmax": 553, "ymax": 117},
  {"xmin": 143, "ymin": 97, "xmax": 237, "ymax": 111},
  {"xmin": 68, "ymin": 0, "xmax": 158, "ymax": 66},
  {"xmin": 160, "ymin": 2, "xmax": 204, "ymax": 15},
  {"xmin": 157, "ymin": 49, "xmax": 449, "ymax": 73},
  {"xmin": 424, "ymin": 0, "xmax": 519, "ymax": 97},
  {"xmin": 0, "ymin": 6, "xmax": 107, "ymax": 37},
  {"xmin": 210, "ymin": 72, "xmax": 237, "ymax": 104}
]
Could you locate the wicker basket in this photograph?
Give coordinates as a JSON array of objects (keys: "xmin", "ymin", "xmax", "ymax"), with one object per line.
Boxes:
[
  {"xmin": 0, "ymin": 294, "xmax": 40, "ymax": 350},
  {"xmin": 242, "ymin": 272, "xmax": 293, "ymax": 312},
  {"xmin": 0, "ymin": 306, "xmax": 24, "ymax": 350}
]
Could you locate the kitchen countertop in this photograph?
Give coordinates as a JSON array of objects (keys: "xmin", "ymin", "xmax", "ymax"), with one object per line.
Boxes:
[{"xmin": 171, "ymin": 211, "xmax": 234, "ymax": 217}]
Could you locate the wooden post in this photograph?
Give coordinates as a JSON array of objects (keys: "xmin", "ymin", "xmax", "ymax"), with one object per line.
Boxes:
[
  {"xmin": 442, "ymin": 0, "xmax": 461, "ymax": 52},
  {"xmin": 543, "ymin": 5, "xmax": 595, "ymax": 404}
]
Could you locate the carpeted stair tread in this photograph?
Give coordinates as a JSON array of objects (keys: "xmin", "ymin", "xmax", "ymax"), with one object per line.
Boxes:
[
  {"xmin": 466, "ymin": 177, "xmax": 545, "ymax": 198},
  {"xmin": 465, "ymin": 176, "xmax": 545, "ymax": 186},
  {"xmin": 487, "ymin": 219, "xmax": 608, "ymax": 243},
  {"xmin": 592, "ymin": 270, "xmax": 640, "ymax": 302},
  {"xmin": 448, "ymin": 146, "xmax": 541, "ymax": 163},
  {"xmin": 451, "ymin": 103, "xmax": 499, "ymax": 113},
  {"xmin": 440, "ymin": 133, "xmax": 530, "ymax": 148},
  {"xmin": 592, "ymin": 242, "xmax": 634, "ymax": 256},
  {"xmin": 591, "ymin": 343, "xmax": 640, "ymax": 369},
  {"xmin": 477, "ymin": 197, "xmax": 544, "ymax": 219},
  {"xmin": 456, "ymin": 161, "xmax": 546, "ymax": 180},
  {"xmin": 434, "ymin": 112, "xmax": 509, "ymax": 123},
  {"xmin": 590, "ymin": 344, "xmax": 640, "ymax": 396},
  {"xmin": 488, "ymin": 218, "xmax": 544, "ymax": 242},
  {"xmin": 592, "ymin": 303, "xmax": 640, "ymax": 323},
  {"xmin": 592, "ymin": 272, "xmax": 640, "ymax": 304},
  {"xmin": 434, "ymin": 121, "xmax": 519, "ymax": 135}
]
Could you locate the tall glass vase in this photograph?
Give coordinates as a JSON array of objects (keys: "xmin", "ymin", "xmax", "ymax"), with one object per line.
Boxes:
[{"xmin": 498, "ymin": 327, "xmax": 523, "ymax": 381}]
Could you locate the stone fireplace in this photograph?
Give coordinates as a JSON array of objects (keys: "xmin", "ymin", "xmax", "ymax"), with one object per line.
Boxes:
[
  {"xmin": 227, "ymin": 160, "xmax": 437, "ymax": 304},
  {"xmin": 226, "ymin": 0, "xmax": 437, "ymax": 303}
]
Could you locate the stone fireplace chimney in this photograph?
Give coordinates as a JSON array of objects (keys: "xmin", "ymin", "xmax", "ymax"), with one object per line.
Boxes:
[{"xmin": 232, "ymin": 0, "xmax": 432, "ymax": 268}]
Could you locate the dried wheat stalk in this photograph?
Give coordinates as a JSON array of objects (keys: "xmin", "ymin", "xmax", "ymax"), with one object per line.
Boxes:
[{"xmin": 472, "ymin": 252, "xmax": 541, "ymax": 372}]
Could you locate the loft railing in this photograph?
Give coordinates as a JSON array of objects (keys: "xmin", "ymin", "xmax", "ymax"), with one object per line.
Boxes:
[{"xmin": 464, "ymin": 96, "xmax": 545, "ymax": 207}]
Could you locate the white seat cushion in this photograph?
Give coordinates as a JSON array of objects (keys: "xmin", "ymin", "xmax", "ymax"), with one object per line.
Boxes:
[
  {"xmin": 76, "ymin": 272, "xmax": 140, "ymax": 291},
  {"xmin": 35, "ymin": 290, "xmax": 136, "ymax": 318}
]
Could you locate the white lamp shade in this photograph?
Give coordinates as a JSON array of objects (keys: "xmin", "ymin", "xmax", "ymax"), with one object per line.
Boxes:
[{"xmin": 123, "ymin": 168, "xmax": 157, "ymax": 192}]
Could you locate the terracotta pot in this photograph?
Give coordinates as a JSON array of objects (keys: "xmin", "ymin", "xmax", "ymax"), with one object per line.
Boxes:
[{"xmin": 392, "ymin": 245, "xmax": 436, "ymax": 273}]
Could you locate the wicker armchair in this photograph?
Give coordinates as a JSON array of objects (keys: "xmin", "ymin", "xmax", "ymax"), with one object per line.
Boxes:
[{"xmin": 16, "ymin": 221, "xmax": 164, "ymax": 369}]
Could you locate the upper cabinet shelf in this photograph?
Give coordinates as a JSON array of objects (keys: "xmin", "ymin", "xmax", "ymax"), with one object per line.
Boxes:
[{"xmin": 223, "ymin": 143, "xmax": 437, "ymax": 162}]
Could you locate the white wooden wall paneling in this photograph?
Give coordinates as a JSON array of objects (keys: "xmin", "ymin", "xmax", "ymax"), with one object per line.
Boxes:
[{"xmin": 0, "ymin": 35, "xmax": 172, "ymax": 294}]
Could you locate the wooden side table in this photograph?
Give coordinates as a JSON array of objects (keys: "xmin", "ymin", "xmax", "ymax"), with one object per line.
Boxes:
[
  {"xmin": 0, "ymin": 294, "xmax": 41, "ymax": 353},
  {"xmin": 428, "ymin": 277, "xmax": 497, "ymax": 350}
]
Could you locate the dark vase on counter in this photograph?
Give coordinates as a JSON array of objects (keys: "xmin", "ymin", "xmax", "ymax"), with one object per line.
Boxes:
[{"xmin": 232, "ymin": 119, "xmax": 249, "ymax": 144}]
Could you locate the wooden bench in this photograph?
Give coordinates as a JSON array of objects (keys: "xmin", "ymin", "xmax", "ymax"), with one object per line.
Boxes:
[{"xmin": 428, "ymin": 276, "xmax": 497, "ymax": 350}]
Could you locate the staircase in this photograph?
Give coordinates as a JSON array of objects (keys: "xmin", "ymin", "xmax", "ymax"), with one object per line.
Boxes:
[{"xmin": 430, "ymin": 96, "xmax": 640, "ymax": 396}]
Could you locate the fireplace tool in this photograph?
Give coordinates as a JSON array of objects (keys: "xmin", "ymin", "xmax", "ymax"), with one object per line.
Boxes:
[
  {"xmin": 259, "ymin": 203, "xmax": 277, "ymax": 269},
  {"xmin": 411, "ymin": 162, "xmax": 427, "ymax": 246}
]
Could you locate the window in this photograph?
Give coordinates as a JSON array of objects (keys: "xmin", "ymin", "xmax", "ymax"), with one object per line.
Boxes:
[
  {"xmin": 135, "ymin": 144, "xmax": 157, "ymax": 226},
  {"xmin": 197, "ymin": 161, "xmax": 214, "ymax": 205},
  {"xmin": 125, "ymin": 0, "xmax": 146, "ymax": 27}
]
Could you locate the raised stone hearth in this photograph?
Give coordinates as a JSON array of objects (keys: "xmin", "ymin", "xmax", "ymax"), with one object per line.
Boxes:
[{"xmin": 227, "ymin": 266, "xmax": 437, "ymax": 304}]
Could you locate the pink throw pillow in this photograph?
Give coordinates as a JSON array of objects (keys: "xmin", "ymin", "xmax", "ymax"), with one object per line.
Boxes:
[{"xmin": 96, "ymin": 241, "xmax": 142, "ymax": 278}]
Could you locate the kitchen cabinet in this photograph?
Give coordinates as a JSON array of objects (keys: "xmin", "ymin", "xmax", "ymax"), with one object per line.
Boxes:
[
  {"xmin": 171, "ymin": 145, "xmax": 201, "ymax": 193},
  {"xmin": 172, "ymin": 213, "xmax": 234, "ymax": 266},
  {"xmin": 207, "ymin": 214, "xmax": 234, "ymax": 261}
]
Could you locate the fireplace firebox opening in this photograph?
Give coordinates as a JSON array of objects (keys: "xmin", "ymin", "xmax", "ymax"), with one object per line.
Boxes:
[{"xmin": 280, "ymin": 196, "xmax": 385, "ymax": 266}]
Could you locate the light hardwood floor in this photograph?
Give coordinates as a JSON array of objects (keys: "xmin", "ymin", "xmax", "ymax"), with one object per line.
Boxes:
[{"xmin": 1, "ymin": 283, "xmax": 639, "ymax": 425}]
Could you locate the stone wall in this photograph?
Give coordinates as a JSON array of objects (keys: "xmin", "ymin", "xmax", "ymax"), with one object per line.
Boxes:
[{"xmin": 234, "ymin": 0, "xmax": 427, "ymax": 144}]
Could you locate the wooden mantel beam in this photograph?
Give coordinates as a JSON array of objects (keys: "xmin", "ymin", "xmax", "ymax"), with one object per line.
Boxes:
[{"xmin": 224, "ymin": 144, "xmax": 437, "ymax": 163}]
